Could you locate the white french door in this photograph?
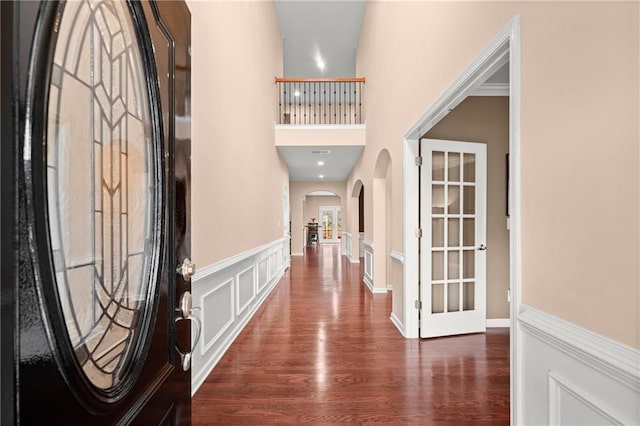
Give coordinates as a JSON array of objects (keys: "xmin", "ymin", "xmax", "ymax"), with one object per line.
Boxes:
[
  {"xmin": 319, "ymin": 206, "xmax": 341, "ymax": 244},
  {"xmin": 420, "ymin": 139, "xmax": 487, "ymax": 338}
]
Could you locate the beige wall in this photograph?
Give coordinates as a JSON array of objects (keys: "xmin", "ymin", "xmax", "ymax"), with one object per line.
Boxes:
[
  {"xmin": 290, "ymin": 182, "xmax": 346, "ymax": 255},
  {"xmin": 275, "ymin": 126, "xmax": 366, "ymax": 146},
  {"xmin": 350, "ymin": 1, "xmax": 639, "ymax": 348},
  {"xmin": 189, "ymin": 1, "xmax": 289, "ymax": 266},
  {"xmin": 425, "ymin": 96, "xmax": 510, "ymax": 319}
]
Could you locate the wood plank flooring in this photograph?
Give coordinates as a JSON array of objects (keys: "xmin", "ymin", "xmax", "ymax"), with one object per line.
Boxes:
[{"xmin": 192, "ymin": 244, "xmax": 510, "ymax": 424}]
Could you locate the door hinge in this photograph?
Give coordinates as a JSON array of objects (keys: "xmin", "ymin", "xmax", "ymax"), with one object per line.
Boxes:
[
  {"xmin": 415, "ymin": 228, "xmax": 422, "ymax": 238},
  {"xmin": 415, "ymin": 156, "xmax": 423, "ymax": 166},
  {"xmin": 415, "ymin": 300, "xmax": 422, "ymax": 310}
]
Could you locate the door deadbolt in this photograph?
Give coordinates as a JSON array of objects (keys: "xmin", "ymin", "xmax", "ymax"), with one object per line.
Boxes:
[{"xmin": 176, "ymin": 258, "xmax": 196, "ymax": 280}]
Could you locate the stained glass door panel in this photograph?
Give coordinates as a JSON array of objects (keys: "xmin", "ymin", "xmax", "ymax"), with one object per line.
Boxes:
[{"xmin": 9, "ymin": 1, "xmax": 192, "ymax": 423}]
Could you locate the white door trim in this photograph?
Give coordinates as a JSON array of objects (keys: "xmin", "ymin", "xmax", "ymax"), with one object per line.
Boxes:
[{"xmin": 401, "ymin": 15, "xmax": 521, "ymax": 423}]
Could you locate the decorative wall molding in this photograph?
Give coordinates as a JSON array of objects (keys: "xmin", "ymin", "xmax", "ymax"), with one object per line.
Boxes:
[
  {"xmin": 548, "ymin": 371, "xmax": 625, "ymax": 425},
  {"xmin": 192, "ymin": 239, "xmax": 285, "ymax": 281},
  {"xmin": 342, "ymin": 232, "xmax": 360, "ymax": 263},
  {"xmin": 192, "ymin": 238, "xmax": 288, "ymax": 395},
  {"xmin": 519, "ymin": 304, "xmax": 639, "ymax": 391},
  {"xmin": 486, "ymin": 318, "xmax": 510, "ymax": 328},
  {"xmin": 471, "ymin": 82, "xmax": 509, "ymax": 96},
  {"xmin": 519, "ymin": 304, "xmax": 639, "ymax": 425},
  {"xmin": 342, "ymin": 231, "xmax": 352, "ymax": 258},
  {"xmin": 390, "ymin": 250, "xmax": 404, "ymax": 264},
  {"xmin": 390, "ymin": 313, "xmax": 405, "ymax": 337}
]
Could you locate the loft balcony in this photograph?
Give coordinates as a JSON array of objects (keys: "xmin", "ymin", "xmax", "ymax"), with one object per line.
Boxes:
[
  {"xmin": 275, "ymin": 77, "xmax": 365, "ymax": 125},
  {"xmin": 274, "ymin": 77, "xmax": 366, "ymax": 181}
]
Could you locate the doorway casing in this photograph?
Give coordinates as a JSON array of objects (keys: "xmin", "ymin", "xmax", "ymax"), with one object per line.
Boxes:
[{"xmin": 401, "ymin": 16, "xmax": 521, "ymax": 422}]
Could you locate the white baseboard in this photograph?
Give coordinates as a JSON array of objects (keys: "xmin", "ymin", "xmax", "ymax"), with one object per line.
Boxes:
[
  {"xmin": 518, "ymin": 304, "xmax": 640, "ymax": 425},
  {"xmin": 191, "ymin": 238, "xmax": 287, "ymax": 396},
  {"xmin": 348, "ymin": 255, "xmax": 360, "ymax": 264},
  {"xmin": 363, "ymin": 275, "xmax": 388, "ymax": 294},
  {"xmin": 291, "ymin": 252, "xmax": 303, "ymax": 257},
  {"xmin": 486, "ymin": 318, "xmax": 510, "ymax": 328},
  {"xmin": 390, "ymin": 312, "xmax": 405, "ymax": 336}
]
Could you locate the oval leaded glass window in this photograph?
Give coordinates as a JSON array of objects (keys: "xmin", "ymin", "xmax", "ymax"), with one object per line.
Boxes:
[{"xmin": 47, "ymin": 1, "xmax": 158, "ymax": 391}]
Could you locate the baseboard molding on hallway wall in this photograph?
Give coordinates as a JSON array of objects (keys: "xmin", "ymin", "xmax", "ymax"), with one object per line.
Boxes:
[
  {"xmin": 291, "ymin": 252, "xmax": 303, "ymax": 257},
  {"xmin": 390, "ymin": 313, "xmax": 405, "ymax": 336},
  {"xmin": 191, "ymin": 238, "xmax": 288, "ymax": 396},
  {"xmin": 517, "ymin": 303, "xmax": 640, "ymax": 425},
  {"xmin": 348, "ymin": 255, "xmax": 360, "ymax": 264},
  {"xmin": 486, "ymin": 318, "xmax": 509, "ymax": 328}
]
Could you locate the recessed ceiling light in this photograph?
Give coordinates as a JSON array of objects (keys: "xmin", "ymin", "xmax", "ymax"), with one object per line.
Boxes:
[
  {"xmin": 318, "ymin": 174, "xmax": 324, "ymax": 179},
  {"xmin": 294, "ymin": 90, "xmax": 300, "ymax": 97},
  {"xmin": 315, "ymin": 53, "xmax": 326, "ymax": 71},
  {"xmin": 317, "ymin": 161, "xmax": 324, "ymax": 166}
]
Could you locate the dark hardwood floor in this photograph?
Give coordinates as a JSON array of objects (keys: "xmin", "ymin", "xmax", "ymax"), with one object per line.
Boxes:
[{"xmin": 192, "ymin": 244, "xmax": 510, "ymax": 424}]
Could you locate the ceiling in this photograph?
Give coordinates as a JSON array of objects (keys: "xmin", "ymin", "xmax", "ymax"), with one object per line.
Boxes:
[
  {"xmin": 273, "ymin": 0, "xmax": 366, "ymax": 77},
  {"xmin": 272, "ymin": 2, "xmax": 509, "ymax": 183},
  {"xmin": 276, "ymin": 145, "xmax": 364, "ymax": 181}
]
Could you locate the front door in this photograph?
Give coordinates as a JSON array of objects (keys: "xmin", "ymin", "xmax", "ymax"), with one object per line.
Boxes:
[
  {"xmin": 2, "ymin": 1, "xmax": 195, "ymax": 424},
  {"xmin": 419, "ymin": 139, "xmax": 487, "ymax": 338}
]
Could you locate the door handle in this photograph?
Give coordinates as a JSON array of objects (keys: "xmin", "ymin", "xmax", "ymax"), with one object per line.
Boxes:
[
  {"xmin": 174, "ymin": 291, "xmax": 202, "ymax": 371},
  {"xmin": 176, "ymin": 258, "xmax": 196, "ymax": 281},
  {"xmin": 478, "ymin": 244, "xmax": 488, "ymax": 251}
]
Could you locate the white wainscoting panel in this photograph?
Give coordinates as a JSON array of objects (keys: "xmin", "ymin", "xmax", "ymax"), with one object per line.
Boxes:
[
  {"xmin": 359, "ymin": 232, "xmax": 364, "ymax": 257},
  {"xmin": 236, "ymin": 265, "xmax": 256, "ymax": 315},
  {"xmin": 362, "ymin": 239, "xmax": 375, "ymax": 293},
  {"xmin": 192, "ymin": 238, "xmax": 288, "ymax": 395},
  {"xmin": 257, "ymin": 258, "xmax": 268, "ymax": 291},
  {"xmin": 201, "ymin": 278, "xmax": 234, "ymax": 355},
  {"xmin": 342, "ymin": 232, "xmax": 351, "ymax": 258},
  {"xmin": 518, "ymin": 304, "xmax": 639, "ymax": 425}
]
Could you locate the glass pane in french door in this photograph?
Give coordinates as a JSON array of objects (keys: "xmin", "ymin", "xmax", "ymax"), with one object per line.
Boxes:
[
  {"xmin": 430, "ymin": 150, "xmax": 477, "ymax": 314},
  {"xmin": 322, "ymin": 210, "xmax": 333, "ymax": 239}
]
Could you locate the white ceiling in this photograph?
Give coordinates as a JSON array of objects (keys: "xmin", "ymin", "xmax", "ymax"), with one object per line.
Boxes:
[
  {"xmin": 272, "ymin": 2, "xmax": 509, "ymax": 183},
  {"xmin": 276, "ymin": 145, "xmax": 364, "ymax": 181},
  {"xmin": 273, "ymin": 0, "xmax": 366, "ymax": 77}
]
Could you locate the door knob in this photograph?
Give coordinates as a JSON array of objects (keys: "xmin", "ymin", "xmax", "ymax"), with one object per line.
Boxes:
[
  {"xmin": 174, "ymin": 291, "xmax": 202, "ymax": 371},
  {"xmin": 478, "ymin": 244, "xmax": 488, "ymax": 251},
  {"xmin": 176, "ymin": 258, "xmax": 196, "ymax": 281}
]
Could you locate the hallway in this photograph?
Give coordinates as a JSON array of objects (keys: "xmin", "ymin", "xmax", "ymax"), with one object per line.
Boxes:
[{"xmin": 192, "ymin": 245, "xmax": 510, "ymax": 424}]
